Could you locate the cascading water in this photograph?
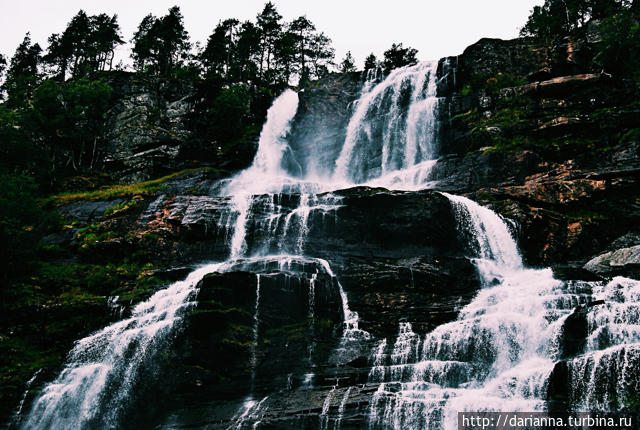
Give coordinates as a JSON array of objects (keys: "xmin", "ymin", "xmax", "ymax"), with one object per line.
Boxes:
[
  {"xmin": 334, "ymin": 61, "xmax": 441, "ymax": 186},
  {"xmin": 20, "ymin": 55, "xmax": 639, "ymax": 430},
  {"xmin": 367, "ymin": 195, "xmax": 640, "ymax": 429},
  {"xmin": 21, "ymin": 262, "xmax": 232, "ymax": 429}
]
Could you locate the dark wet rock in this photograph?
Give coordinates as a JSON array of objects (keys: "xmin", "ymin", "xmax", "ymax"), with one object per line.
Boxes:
[
  {"xmin": 121, "ymin": 265, "xmax": 345, "ymax": 428},
  {"xmin": 558, "ymin": 307, "xmax": 589, "ymax": 359},
  {"xmin": 305, "ymin": 188, "xmax": 464, "ymax": 260},
  {"xmin": 336, "ymin": 256, "xmax": 480, "ymax": 337},
  {"xmin": 56, "ymin": 199, "xmax": 124, "ymax": 224}
]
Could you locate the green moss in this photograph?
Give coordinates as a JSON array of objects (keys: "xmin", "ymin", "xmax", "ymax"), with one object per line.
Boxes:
[
  {"xmin": 46, "ymin": 167, "xmax": 221, "ymax": 206},
  {"xmin": 104, "ymin": 199, "xmax": 142, "ymax": 217},
  {"xmin": 620, "ymin": 128, "xmax": 640, "ymax": 144},
  {"xmin": 24, "ymin": 261, "xmax": 161, "ymax": 302},
  {"xmin": 460, "ymin": 84, "xmax": 472, "ymax": 96},
  {"xmin": 565, "ymin": 209, "xmax": 608, "ymax": 222}
]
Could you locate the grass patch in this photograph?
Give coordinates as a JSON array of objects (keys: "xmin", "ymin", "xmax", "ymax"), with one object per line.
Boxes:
[{"xmin": 46, "ymin": 167, "xmax": 219, "ymax": 206}]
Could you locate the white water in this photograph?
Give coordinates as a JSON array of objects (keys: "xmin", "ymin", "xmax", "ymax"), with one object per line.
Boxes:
[
  {"xmin": 334, "ymin": 62, "xmax": 440, "ymax": 185},
  {"xmin": 21, "ymin": 262, "xmax": 226, "ymax": 429},
  {"xmin": 366, "ymin": 195, "xmax": 640, "ymax": 429},
  {"xmin": 23, "ymin": 59, "xmax": 639, "ymax": 430}
]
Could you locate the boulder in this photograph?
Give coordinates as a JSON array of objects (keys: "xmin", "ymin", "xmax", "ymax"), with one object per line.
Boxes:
[{"xmin": 584, "ymin": 245, "xmax": 640, "ymax": 279}]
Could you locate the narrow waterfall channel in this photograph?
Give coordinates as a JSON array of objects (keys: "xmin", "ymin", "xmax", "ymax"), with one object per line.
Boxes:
[{"xmin": 20, "ymin": 62, "xmax": 640, "ymax": 430}]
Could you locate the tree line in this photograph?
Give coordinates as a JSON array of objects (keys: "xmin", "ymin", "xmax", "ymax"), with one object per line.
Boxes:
[{"xmin": 520, "ymin": 0, "xmax": 640, "ymax": 79}]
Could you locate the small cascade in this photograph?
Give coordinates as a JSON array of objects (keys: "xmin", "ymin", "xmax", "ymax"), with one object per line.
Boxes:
[
  {"xmin": 563, "ymin": 276, "xmax": 640, "ymax": 411},
  {"xmin": 367, "ymin": 196, "xmax": 576, "ymax": 430},
  {"xmin": 369, "ymin": 339, "xmax": 388, "ymax": 382},
  {"xmin": 320, "ymin": 386, "xmax": 337, "ymax": 430},
  {"xmin": 21, "ymin": 262, "xmax": 225, "ymax": 429},
  {"xmin": 250, "ymin": 274, "xmax": 262, "ymax": 391},
  {"xmin": 443, "ymin": 193, "xmax": 522, "ymax": 282},
  {"xmin": 335, "ymin": 386, "xmax": 353, "ymax": 429},
  {"xmin": 229, "ymin": 396, "xmax": 270, "ymax": 430},
  {"xmin": 334, "ymin": 61, "xmax": 441, "ymax": 184},
  {"xmin": 12, "ymin": 369, "xmax": 41, "ymax": 427},
  {"xmin": 222, "ymin": 89, "xmax": 300, "ymax": 259}
]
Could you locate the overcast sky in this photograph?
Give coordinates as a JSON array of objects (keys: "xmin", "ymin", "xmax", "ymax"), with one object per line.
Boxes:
[{"xmin": 0, "ymin": 0, "xmax": 542, "ymax": 69}]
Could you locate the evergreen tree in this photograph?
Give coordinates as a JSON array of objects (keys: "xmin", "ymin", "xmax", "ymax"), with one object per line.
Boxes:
[
  {"xmin": 132, "ymin": 6, "xmax": 190, "ymax": 76},
  {"xmin": 340, "ymin": 51, "xmax": 357, "ymax": 73},
  {"xmin": 30, "ymin": 79, "xmax": 112, "ymax": 173},
  {"xmin": 132, "ymin": 14, "xmax": 156, "ymax": 72},
  {"xmin": 1, "ymin": 33, "xmax": 42, "ymax": 109},
  {"xmin": 273, "ymin": 29, "xmax": 297, "ymax": 85},
  {"xmin": 256, "ymin": 2, "xmax": 283, "ymax": 81},
  {"xmin": 382, "ymin": 43, "xmax": 418, "ymax": 74},
  {"xmin": 0, "ymin": 54, "xmax": 6, "ymax": 96},
  {"xmin": 200, "ymin": 22, "xmax": 229, "ymax": 82},
  {"xmin": 89, "ymin": 13, "xmax": 124, "ymax": 72},
  {"xmin": 44, "ymin": 11, "xmax": 123, "ymax": 80},
  {"xmin": 308, "ymin": 32, "xmax": 334, "ymax": 77},
  {"xmin": 364, "ymin": 53, "xmax": 378, "ymax": 72},
  {"xmin": 520, "ymin": 0, "xmax": 629, "ymax": 40},
  {"xmin": 235, "ymin": 21, "xmax": 261, "ymax": 83},
  {"xmin": 289, "ymin": 16, "xmax": 315, "ymax": 83}
]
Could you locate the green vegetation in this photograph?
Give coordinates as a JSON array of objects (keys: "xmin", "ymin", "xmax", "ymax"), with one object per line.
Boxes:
[
  {"xmin": 520, "ymin": 0, "xmax": 640, "ymax": 84},
  {"xmin": 46, "ymin": 167, "xmax": 217, "ymax": 205},
  {"xmin": 382, "ymin": 43, "xmax": 418, "ymax": 74}
]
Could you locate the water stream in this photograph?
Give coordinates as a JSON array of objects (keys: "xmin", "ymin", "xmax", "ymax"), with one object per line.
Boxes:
[{"xmin": 20, "ymin": 62, "xmax": 640, "ymax": 429}]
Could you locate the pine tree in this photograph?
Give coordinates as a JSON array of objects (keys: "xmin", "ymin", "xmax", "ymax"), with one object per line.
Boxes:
[
  {"xmin": 44, "ymin": 11, "xmax": 123, "ymax": 80},
  {"xmin": 364, "ymin": 53, "xmax": 378, "ymax": 72},
  {"xmin": 1, "ymin": 33, "xmax": 42, "ymax": 109},
  {"xmin": 256, "ymin": 2, "xmax": 283, "ymax": 81},
  {"xmin": 382, "ymin": 43, "xmax": 418, "ymax": 74},
  {"xmin": 340, "ymin": 51, "xmax": 357, "ymax": 73},
  {"xmin": 132, "ymin": 6, "xmax": 190, "ymax": 76}
]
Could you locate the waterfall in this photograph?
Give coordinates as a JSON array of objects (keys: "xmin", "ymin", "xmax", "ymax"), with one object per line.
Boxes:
[
  {"xmin": 443, "ymin": 193, "xmax": 522, "ymax": 284},
  {"xmin": 334, "ymin": 61, "xmax": 440, "ymax": 185},
  {"xmin": 22, "ymin": 55, "xmax": 638, "ymax": 430},
  {"xmin": 21, "ymin": 262, "xmax": 225, "ymax": 429},
  {"xmin": 368, "ymin": 195, "xmax": 569, "ymax": 430}
]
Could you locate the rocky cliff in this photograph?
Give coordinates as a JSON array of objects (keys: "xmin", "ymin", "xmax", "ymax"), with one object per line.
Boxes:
[{"xmin": 3, "ymin": 32, "xmax": 640, "ymax": 428}]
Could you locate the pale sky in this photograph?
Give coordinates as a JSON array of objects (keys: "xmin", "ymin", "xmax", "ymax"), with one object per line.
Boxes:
[{"xmin": 0, "ymin": 0, "xmax": 542, "ymax": 69}]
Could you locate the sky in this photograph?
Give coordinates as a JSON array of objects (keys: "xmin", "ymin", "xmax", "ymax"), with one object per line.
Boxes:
[{"xmin": 0, "ymin": 0, "xmax": 543, "ymax": 69}]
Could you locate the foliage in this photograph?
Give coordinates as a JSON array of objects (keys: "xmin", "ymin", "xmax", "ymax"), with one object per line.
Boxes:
[
  {"xmin": 44, "ymin": 10, "xmax": 124, "ymax": 80},
  {"xmin": 29, "ymin": 78, "xmax": 113, "ymax": 174},
  {"xmin": 1, "ymin": 33, "xmax": 42, "ymax": 109},
  {"xmin": 46, "ymin": 167, "xmax": 218, "ymax": 205},
  {"xmin": 132, "ymin": 6, "xmax": 191, "ymax": 76},
  {"xmin": 339, "ymin": 51, "xmax": 357, "ymax": 73},
  {"xmin": 520, "ymin": 0, "xmax": 628, "ymax": 40},
  {"xmin": 0, "ymin": 54, "xmax": 6, "ymax": 91},
  {"xmin": 209, "ymin": 85, "xmax": 251, "ymax": 145},
  {"xmin": 364, "ymin": 53, "xmax": 378, "ymax": 73},
  {"xmin": 0, "ymin": 174, "xmax": 48, "ymax": 285},
  {"xmin": 597, "ymin": 8, "xmax": 640, "ymax": 80},
  {"xmin": 382, "ymin": 43, "xmax": 418, "ymax": 74}
]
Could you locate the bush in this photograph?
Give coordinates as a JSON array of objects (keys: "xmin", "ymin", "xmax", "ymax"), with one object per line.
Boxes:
[
  {"xmin": 597, "ymin": 10, "xmax": 640, "ymax": 82},
  {"xmin": 0, "ymin": 174, "xmax": 46, "ymax": 286}
]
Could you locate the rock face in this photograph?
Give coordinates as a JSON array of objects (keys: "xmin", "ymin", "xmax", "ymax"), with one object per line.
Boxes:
[
  {"xmin": 102, "ymin": 72, "xmax": 196, "ymax": 183},
  {"xmin": 287, "ymin": 72, "xmax": 362, "ymax": 178},
  {"xmin": 584, "ymin": 245, "xmax": 640, "ymax": 279},
  {"xmin": 7, "ymin": 32, "xmax": 640, "ymax": 429},
  {"xmin": 427, "ymin": 35, "xmax": 640, "ymax": 270}
]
